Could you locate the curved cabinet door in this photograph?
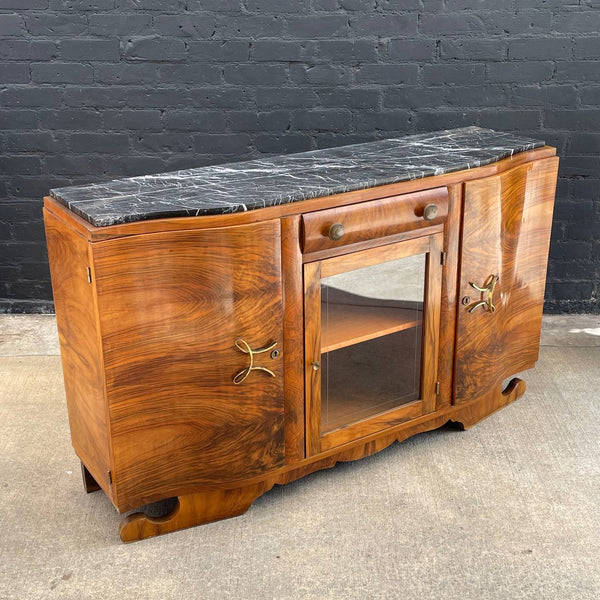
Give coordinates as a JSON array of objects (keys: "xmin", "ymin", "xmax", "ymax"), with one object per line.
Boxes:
[
  {"xmin": 92, "ymin": 220, "xmax": 284, "ymax": 511},
  {"xmin": 454, "ymin": 157, "xmax": 559, "ymax": 404}
]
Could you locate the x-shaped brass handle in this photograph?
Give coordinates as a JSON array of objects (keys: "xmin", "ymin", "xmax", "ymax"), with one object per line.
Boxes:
[
  {"xmin": 467, "ymin": 274, "xmax": 499, "ymax": 314},
  {"xmin": 233, "ymin": 338, "xmax": 277, "ymax": 385}
]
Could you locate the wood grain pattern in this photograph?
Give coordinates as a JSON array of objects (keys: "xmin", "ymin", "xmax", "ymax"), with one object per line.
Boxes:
[
  {"xmin": 43, "ymin": 209, "xmax": 113, "ymax": 499},
  {"xmin": 436, "ymin": 184, "xmax": 462, "ymax": 410},
  {"xmin": 119, "ymin": 374, "xmax": 526, "ymax": 542},
  {"xmin": 281, "ymin": 216, "xmax": 305, "ymax": 462},
  {"xmin": 454, "ymin": 157, "xmax": 559, "ymax": 404},
  {"xmin": 42, "ymin": 146, "xmax": 556, "ymax": 243},
  {"xmin": 301, "ymin": 187, "xmax": 448, "ymax": 253},
  {"xmin": 92, "ymin": 221, "xmax": 286, "ymax": 511}
]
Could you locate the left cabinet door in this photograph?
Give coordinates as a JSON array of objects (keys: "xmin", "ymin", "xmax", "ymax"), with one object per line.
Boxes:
[{"xmin": 92, "ymin": 220, "xmax": 285, "ymax": 511}]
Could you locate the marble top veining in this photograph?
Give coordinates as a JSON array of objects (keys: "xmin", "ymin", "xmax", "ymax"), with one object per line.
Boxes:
[{"xmin": 50, "ymin": 127, "xmax": 544, "ymax": 228}]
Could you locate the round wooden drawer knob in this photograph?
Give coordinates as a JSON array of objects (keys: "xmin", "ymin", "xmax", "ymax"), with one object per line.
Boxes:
[
  {"xmin": 423, "ymin": 204, "xmax": 439, "ymax": 221},
  {"xmin": 328, "ymin": 223, "xmax": 345, "ymax": 241}
]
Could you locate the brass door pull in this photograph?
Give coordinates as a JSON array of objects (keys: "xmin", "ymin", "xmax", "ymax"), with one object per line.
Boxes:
[
  {"xmin": 233, "ymin": 338, "xmax": 278, "ymax": 385},
  {"xmin": 467, "ymin": 275, "xmax": 499, "ymax": 313}
]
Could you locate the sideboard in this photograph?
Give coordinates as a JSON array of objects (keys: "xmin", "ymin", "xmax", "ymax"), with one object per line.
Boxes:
[{"xmin": 43, "ymin": 127, "xmax": 558, "ymax": 542}]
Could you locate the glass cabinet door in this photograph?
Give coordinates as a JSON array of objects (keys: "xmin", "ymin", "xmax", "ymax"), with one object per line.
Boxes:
[{"xmin": 304, "ymin": 233, "xmax": 443, "ymax": 455}]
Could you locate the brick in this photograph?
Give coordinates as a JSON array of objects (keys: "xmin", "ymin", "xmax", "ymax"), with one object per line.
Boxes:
[
  {"xmin": 224, "ymin": 64, "xmax": 287, "ymax": 85},
  {"xmin": 193, "ymin": 133, "xmax": 252, "ymax": 154},
  {"xmin": 104, "ymin": 155, "xmax": 167, "ymax": 177},
  {"xmin": 49, "ymin": 0, "xmax": 116, "ymax": 8},
  {"xmin": 387, "ymin": 39, "xmax": 436, "ymax": 61},
  {"xmin": 189, "ymin": 88, "xmax": 249, "ymax": 108},
  {"xmin": 69, "ymin": 132, "xmax": 130, "ymax": 153},
  {"xmin": 154, "ymin": 15, "xmax": 216, "ymax": 38},
  {"xmin": 287, "ymin": 16, "xmax": 348, "ymax": 37},
  {"xmin": 313, "ymin": 0, "xmax": 375, "ymax": 9},
  {"xmin": 104, "ymin": 110, "xmax": 162, "ymax": 131},
  {"xmin": 254, "ymin": 133, "xmax": 312, "ymax": 154},
  {"xmin": 159, "ymin": 64, "xmax": 222, "ymax": 84},
  {"xmin": 217, "ymin": 16, "xmax": 284, "ymax": 39},
  {"xmin": 445, "ymin": 0, "xmax": 512, "ymax": 8},
  {"xmin": 546, "ymin": 110, "xmax": 600, "ymax": 131},
  {"xmin": 477, "ymin": 110, "xmax": 542, "ymax": 131},
  {"xmin": 31, "ymin": 62, "xmax": 93, "ymax": 84},
  {"xmin": 414, "ymin": 110, "xmax": 478, "ymax": 132},
  {"xmin": 444, "ymin": 85, "xmax": 510, "ymax": 107},
  {"xmin": 0, "ymin": 111, "xmax": 37, "ymax": 130},
  {"xmin": 45, "ymin": 155, "xmax": 107, "ymax": 175},
  {"xmin": 38, "ymin": 109, "xmax": 103, "ymax": 130},
  {"xmin": 292, "ymin": 109, "xmax": 352, "ymax": 131},
  {"xmin": 420, "ymin": 13, "xmax": 485, "ymax": 35},
  {"xmin": 228, "ymin": 111, "xmax": 291, "ymax": 132},
  {"xmin": 0, "ymin": 0, "xmax": 47, "ymax": 7},
  {"xmin": 290, "ymin": 64, "xmax": 351, "ymax": 85},
  {"xmin": 560, "ymin": 156, "xmax": 600, "ymax": 177},
  {"xmin": 116, "ymin": 0, "xmax": 184, "ymax": 9},
  {"xmin": 385, "ymin": 87, "xmax": 440, "ymax": 108},
  {"xmin": 423, "ymin": 64, "xmax": 485, "ymax": 86},
  {"xmin": 354, "ymin": 110, "xmax": 411, "ymax": 132},
  {"xmin": 0, "ymin": 40, "xmax": 58, "ymax": 61},
  {"xmin": 133, "ymin": 133, "xmax": 193, "ymax": 153},
  {"xmin": 246, "ymin": 0, "xmax": 307, "ymax": 11},
  {"xmin": 441, "ymin": 39, "xmax": 506, "ymax": 60},
  {"xmin": 318, "ymin": 40, "xmax": 377, "ymax": 62},
  {"xmin": 513, "ymin": 85, "xmax": 578, "ymax": 108},
  {"xmin": 61, "ymin": 39, "xmax": 120, "ymax": 61},
  {"xmin": 574, "ymin": 38, "xmax": 600, "ymax": 59},
  {"xmin": 488, "ymin": 61, "xmax": 553, "ymax": 83},
  {"xmin": 0, "ymin": 156, "xmax": 42, "ymax": 175},
  {"xmin": 89, "ymin": 14, "xmax": 152, "ymax": 36},
  {"xmin": 350, "ymin": 14, "xmax": 416, "ymax": 36},
  {"xmin": 189, "ymin": 41, "xmax": 250, "ymax": 62},
  {"xmin": 553, "ymin": 11, "xmax": 600, "ymax": 34},
  {"xmin": 5, "ymin": 132, "xmax": 57, "ymax": 152},
  {"xmin": 508, "ymin": 38, "xmax": 572, "ymax": 60},
  {"xmin": 0, "ymin": 14, "xmax": 25, "ymax": 36},
  {"xmin": 25, "ymin": 14, "xmax": 88, "ymax": 36},
  {"xmin": 95, "ymin": 63, "xmax": 159, "ymax": 85},
  {"xmin": 556, "ymin": 61, "xmax": 600, "ymax": 82},
  {"xmin": 252, "ymin": 41, "xmax": 311, "ymax": 62},
  {"xmin": 187, "ymin": 0, "xmax": 241, "ymax": 10},
  {"xmin": 0, "ymin": 87, "xmax": 62, "ymax": 107},
  {"xmin": 124, "ymin": 37, "xmax": 186, "ymax": 62},
  {"xmin": 126, "ymin": 87, "xmax": 192, "ymax": 108},
  {"xmin": 163, "ymin": 110, "xmax": 227, "ymax": 132},
  {"xmin": 484, "ymin": 11, "xmax": 552, "ymax": 35},
  {"xmin": 63, "ymin": 87, "xmax": 128, "ymax": 108},
  {"xmin": 255, "ymin": 88, "xmax": 318, "ymax": 108},
  {"xmin": 581, "ymin": 85, "xmax": 600, "ymax": 105},
  {"xmin": 570, "ymin": 133, "xmax": 600, "ymax": 154},
  {"xmin": 356, "ymin": 64, "xmax": 418, "ymax": 85},
  {"xmin": 0, "ymin": 63, "xmax": 29, "ymax": 84},
  {"xmin": 319, "ymin": 88, "xmax": 380, "ymax": 109}
]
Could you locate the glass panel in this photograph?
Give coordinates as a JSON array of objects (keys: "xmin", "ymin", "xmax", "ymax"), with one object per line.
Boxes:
[{"xmin": 320, "ymin": 254, "xmax": 425, "ymax": 434}]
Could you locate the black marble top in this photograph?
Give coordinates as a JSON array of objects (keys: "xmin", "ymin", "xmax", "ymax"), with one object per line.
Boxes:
[{"xmin": 50, "ymin": 127, "xmax": 544, "ymax": 227}]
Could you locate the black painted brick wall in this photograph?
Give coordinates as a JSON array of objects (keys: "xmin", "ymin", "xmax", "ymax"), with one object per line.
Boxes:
[{"xmin": 0, "ymin": 1, "xmax": 598, "ymax": 313}]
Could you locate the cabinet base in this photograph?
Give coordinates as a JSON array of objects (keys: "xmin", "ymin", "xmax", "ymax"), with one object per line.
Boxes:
[{"xmin": 118, "ymin": 377, "xmax": 525, "ymax": 542}]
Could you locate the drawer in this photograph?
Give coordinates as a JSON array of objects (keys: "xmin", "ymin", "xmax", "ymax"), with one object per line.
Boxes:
[{"xmin": 301, "ymin": 187, "xmax": 448, "ymax": 254}]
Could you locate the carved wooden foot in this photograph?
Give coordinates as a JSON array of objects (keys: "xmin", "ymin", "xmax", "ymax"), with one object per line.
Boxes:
[
  {"xmin": 451, "ymin": 377, "xmax": 526, "ymax": 430},
  {"xmin": 119, "ymin": 481, "xmax": 272, "ymax": 543},
  {"xmin": 81, "ymin": 462, "xmax": 101, "ymax": 493}
]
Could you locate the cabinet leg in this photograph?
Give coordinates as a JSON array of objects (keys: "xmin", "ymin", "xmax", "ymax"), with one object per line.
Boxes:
[
  {"xmin": 119, "ymin": 482, "xmax": 271, "ymax": 543},
  {"xmin": 451, "ymin": 377, "xmax": 526, "ymax": 430},
  {"xmin": 81, "ymin": 462, "xmax": 101, "ymax": 493}
]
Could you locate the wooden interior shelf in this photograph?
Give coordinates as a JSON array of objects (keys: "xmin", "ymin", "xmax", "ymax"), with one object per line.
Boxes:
[{"xmin": 321, "ymin": 287, "xmax": 423, "ymax": 353}]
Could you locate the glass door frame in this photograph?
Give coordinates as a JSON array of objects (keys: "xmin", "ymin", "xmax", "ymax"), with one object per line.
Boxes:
[{"xmin": 304, "ymin": 232, "xmax": 443, "ymax": 456}]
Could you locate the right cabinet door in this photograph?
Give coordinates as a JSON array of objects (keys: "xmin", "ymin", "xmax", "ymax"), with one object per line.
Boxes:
[{"xmin": 454, "ymin": 157, "xmax": 559, "ymax": 404}]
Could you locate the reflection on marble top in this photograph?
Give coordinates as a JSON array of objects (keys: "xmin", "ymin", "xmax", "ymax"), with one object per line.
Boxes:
[{"xmin": 50, "ymin": 127, "xmax": 544, "ymax": 228}]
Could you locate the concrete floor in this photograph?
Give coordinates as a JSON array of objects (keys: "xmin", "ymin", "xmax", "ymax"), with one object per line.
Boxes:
[{"xmin": 0, "ymin": 314, "xmax": 598, "ymax": 600}]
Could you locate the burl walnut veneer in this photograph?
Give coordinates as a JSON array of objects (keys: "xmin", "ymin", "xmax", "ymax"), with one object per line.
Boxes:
[{"xmin": 43, "ymin": 128, "xmax": 558, "ymax": 542}]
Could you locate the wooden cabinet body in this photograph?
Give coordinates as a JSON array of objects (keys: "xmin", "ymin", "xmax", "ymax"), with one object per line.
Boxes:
[{"xmin": 44, "ymin": 147, "xmax": 558, "ymax": 542}]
